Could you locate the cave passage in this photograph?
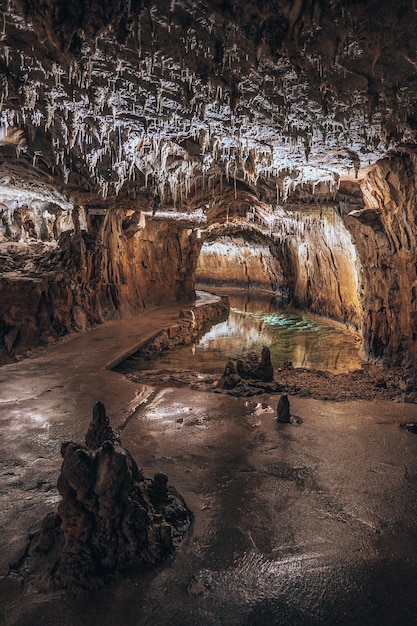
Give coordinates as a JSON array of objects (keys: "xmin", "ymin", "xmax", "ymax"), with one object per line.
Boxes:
[
  {"xmin": 195, "ymin": 204, "xmax": 363, "ymax": 335},
  {"xmin": 4, "ymin": 0, "xmax": 417, "ymax": 623}
]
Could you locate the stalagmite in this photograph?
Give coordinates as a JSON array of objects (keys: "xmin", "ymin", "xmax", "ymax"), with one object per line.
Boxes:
[
  {"xmin": 18, "ymin": 405, "xmax": 193, "ymax": 590},
  {"xmin": 276, "ymin": 394, "xmax": 291, "ymax": 423}
]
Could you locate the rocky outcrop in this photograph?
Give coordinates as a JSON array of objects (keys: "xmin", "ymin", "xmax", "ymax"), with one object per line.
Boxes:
[
  {"xmin": 217, "ymin": 347, "xmax": 280, "ymax": 396},
  {"xmin": 219, "ymin": 360, "xmax": 244, "ymax": 390},
  {"xmin": 20, "ymin": 406, "xmax": 192, "ymax": 590},
  {"xmin": 344, "ymin": 152, "xmax": 417, "ymax": 380},
  {"xmin": 236, "ymin": 347, "xmax": 274, "ymax": 383}
]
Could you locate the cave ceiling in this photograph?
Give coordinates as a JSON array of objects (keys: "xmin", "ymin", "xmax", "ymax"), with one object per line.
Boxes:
[{"xmin": 0, "ymin": 0, "xmax": 417, "ymax": 214}]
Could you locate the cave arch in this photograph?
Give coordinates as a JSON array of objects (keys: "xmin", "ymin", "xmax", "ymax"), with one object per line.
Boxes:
[{"xmin": 194, "ymin": 201, "xmax": 363, "ymax": 331}]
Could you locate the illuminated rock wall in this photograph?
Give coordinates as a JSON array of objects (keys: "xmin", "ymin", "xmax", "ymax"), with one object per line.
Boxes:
[
  {"xmin": 274, "ymin": 206, "xmax": 363, "ymax": 329},
  {"xmin": 98, "ymin": 210, "xmax": 197, "ymax": 314},
  {"xmin": 3, "ymin": 154, "xmax": 417, "ymax": 382},
  {"xmin": 0, "ymin": 204, "xmax": 198, "ymax": 360},
  {"xmin": 195, "ymin": 209, "xmax": 362, "ymax": 331},
  {"xmin": 196, "ymin": 235, "xmax": 288, "ymax": 295},
  {"xmin": 345, "ymin": 152, "xmax": 417, "ymax": 374}
]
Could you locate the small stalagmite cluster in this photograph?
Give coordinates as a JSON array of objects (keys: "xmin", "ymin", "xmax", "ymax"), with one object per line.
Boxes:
[
  {"xmin": 19, "ymin": 403, "xmax": 192, "ymax": 589},
  {"xmin": 217, "ymin": 346, "xmax": 279, "ymax": 396}
]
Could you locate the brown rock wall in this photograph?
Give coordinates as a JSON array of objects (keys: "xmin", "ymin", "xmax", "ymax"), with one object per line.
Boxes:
[
  {"xmin": 98, "ymin": 211, "xmax": 197, "ymax": 314},
  {"xmin": 274, "ymin": 207, "xmax": 363, "ymax": 329},
  {"xmin": 0, "ymin": 208, "xmax": 198, "ymax": 361},
  {"xmin": 345, "ymin": 152, "xmax": 417, "ymax": 375},
  {"xmin": 196, "ymin": 235, "xmax": 288, "ymax": 296}
]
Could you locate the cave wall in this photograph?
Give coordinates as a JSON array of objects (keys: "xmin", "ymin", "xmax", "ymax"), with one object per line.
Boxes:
[
  {"xmin": 344, "ymin": 152, "xmax": 417, "ymax": 377},
  {"xmin": 196, "ymin": 234, "xmax": 288, "ymax": 296},
  {"xmin": 195, "ymin": 205, "xmax": 362, "ymax": 332},
  {"xmin": 293, "ymin": 209, "xmax": 362, "ymax": 328},
  {"xmin": 1, "ymin": 0, "xmax": 417, "ymax": 378},
  {"xmin": 0, "ymin": 205, "xmax": 198, "ymax": 360},
  {"xmin": 4, "ymin": 150, "xmax": 417, "ymax": 381},
  {"xmin": 98, "ymin": 210, "xmax": 197, "ymax": 314},
  {"xmin": 271, "ymin": 206, "xmax": 363, "ymax": 329}
]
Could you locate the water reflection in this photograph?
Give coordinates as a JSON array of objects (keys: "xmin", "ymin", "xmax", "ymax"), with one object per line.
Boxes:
[{"xmin": 128, "ymin": 292, "xmax": 363, "ymax": 374}]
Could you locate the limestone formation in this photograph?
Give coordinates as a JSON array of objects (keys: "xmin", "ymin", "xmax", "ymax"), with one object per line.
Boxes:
[
  {"xmin": 260, "ymin": 347, "xmax": 274, "ymax": 383},
  {"xmin": 219, "ymin": 360, "xmax": 241, "ymax": 390},
  {"xmin": 148, "ymin": 472, "xmax": 169, "ymax": 507},
  {"xmin": 237, "ymin": 347, "xmax": 274, "ymax": 383},
  {"xmin": 85, "ymin": 401, "xmax": 120, "ymax": 450},
  {"xmin": 277, "ymin": 394, "xmax": 291, "ymax": 423},
  {"xmin": 20, "ymin": 413, "xmax": 192, "ymax": 590},
  {"xmin": 217, "ymin": 348, "xmax": 279, "ymax": 396}
]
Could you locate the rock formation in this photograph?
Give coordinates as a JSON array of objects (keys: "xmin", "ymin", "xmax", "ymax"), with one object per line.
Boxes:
[
  {"xmin": 277, "ymin": 394, "xmax": 291, "ymax": 424},
  {"xmin": 20, "ymin": 406, "xmax": 192, "ymax": 590},
  {"xmin": 0, "ymin": 211, "xmax": 201, "ymax": 362},
  {"xmin": 218, "ymin": 347, "xmax": 278, "ymax": 395},
  {"xmin": 85, "ymin": 401, "xmax": 120, "ymax": 450},
  {"xmin": 219, "ymin": 360, "xmax": 243, "ymax": 391},
  {"xmin": 237, "ymin": 347, "xmax": 274, "ymax": 383}
]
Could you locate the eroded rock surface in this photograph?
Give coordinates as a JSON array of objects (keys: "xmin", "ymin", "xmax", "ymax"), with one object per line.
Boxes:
[{"xmin": 19, "ymin": 407, "xmax": 192, "ymax": 590}]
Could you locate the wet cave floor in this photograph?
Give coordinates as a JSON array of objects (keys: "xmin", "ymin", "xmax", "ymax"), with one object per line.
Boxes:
[{"xmin": 1, "ymin": 293, "xmax": 417, "ymax": 625}]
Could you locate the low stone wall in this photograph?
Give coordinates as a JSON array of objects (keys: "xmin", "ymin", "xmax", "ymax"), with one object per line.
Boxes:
[{"xmin": 131, "ymin": 296, "xmax": 230, "ymax": 360}]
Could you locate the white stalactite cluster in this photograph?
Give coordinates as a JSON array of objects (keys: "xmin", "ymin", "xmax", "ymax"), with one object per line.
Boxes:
[
  {"xmin": 0, "ymin": 0, "xmax": 411, "ymax": 208},
  {"xmin": 0, "ymin": 176, "xmax": 76, "ymax": 243}
]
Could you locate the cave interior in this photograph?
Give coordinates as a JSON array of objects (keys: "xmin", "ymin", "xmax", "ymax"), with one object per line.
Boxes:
[
  {"xmin": 2, "ymin": 0, "xmax": 417, "ymax": 621},
  {"xmin": 1, "ymin": 0, "xmax": 417, "ymax": 378}
]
